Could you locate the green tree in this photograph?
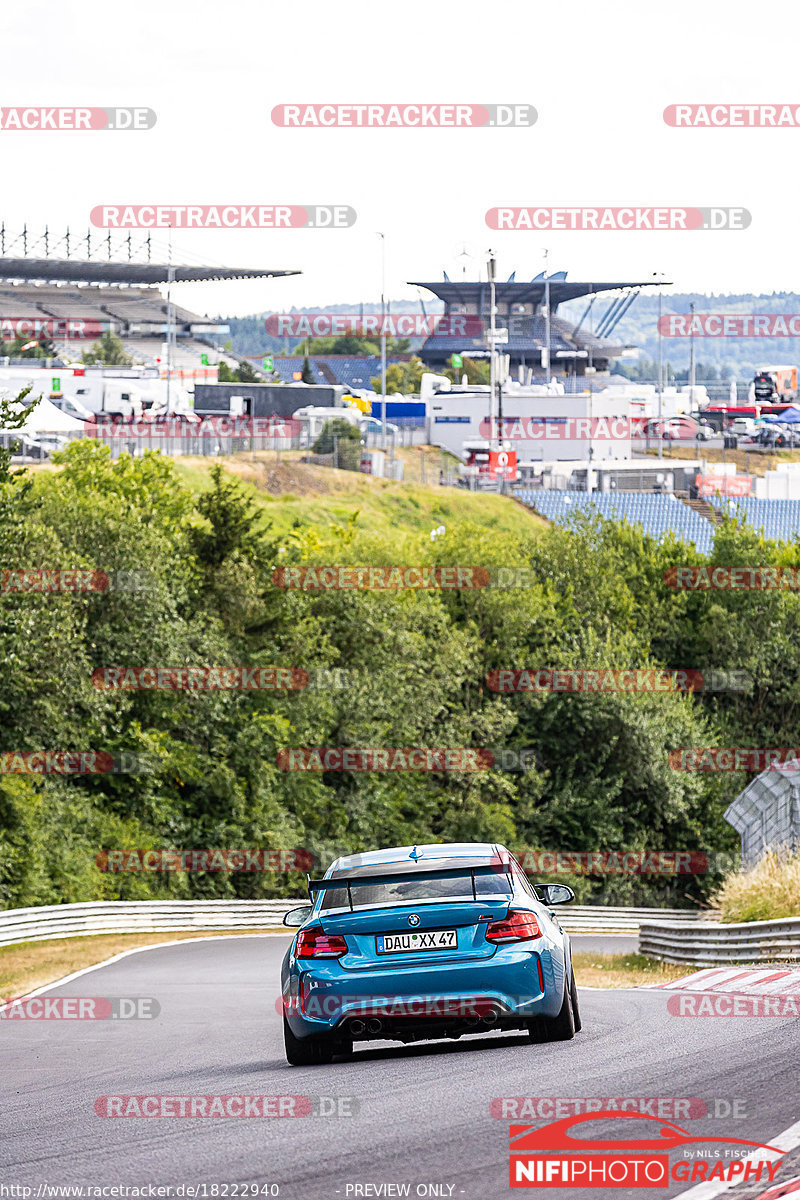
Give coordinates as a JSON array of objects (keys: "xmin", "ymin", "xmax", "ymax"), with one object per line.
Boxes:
[
  {"xmin": 370, "ymin": 356, "xmax": 425, "ymax": 395},
  {"xmin": 189, "ymin": 463, "xmax": 269, "ymax": 570},
  {"xmin": 236, "ymin": 359, "xmax": 261, "ymax": 383},
  {"xmin": 81, "ymin": 331, "xmax": 133, "ymax": 367},
  {"xmin": 441, "ymin": 357, "xmax": 491, "ymax": 386},
  {"xmin": 217, "ymin": 359, "xmax": 262, "ymax": 384},
  {"xmin": 301, "ymin": 355, "xmax": 315, "ymax": 384},
  {"xmin": 0, "ymin": 338, "xmax": 58, "ymax": 359},
  {"xmin": 0, "ymin": 387, "xmax": 35, "ymax": 483},
  {"xmin": 296, "ymin": 335, "xmax": 411, "ymax": 356},
  {"xmin": 312, "ymin": 418, "xmax": 362, "ymax": 469}
]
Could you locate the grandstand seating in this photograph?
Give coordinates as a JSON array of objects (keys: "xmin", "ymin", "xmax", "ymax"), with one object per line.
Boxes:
[
  {"xmin": 713, "ymin": 496, "xmax": 800, "ymax": 541},
  {"xmin": 518, "ymin": 489, "xmax": 715, "ymax": 554},
  {"xmin": 95, "ymin": 293, "xmax": 170, "ymax": 322},
  {"xmin": 0, "ymin": 289, "xmax": 47, "ymax": 317}
]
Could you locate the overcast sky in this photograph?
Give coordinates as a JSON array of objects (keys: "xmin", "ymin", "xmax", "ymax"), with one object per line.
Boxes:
[{"xmin": 3, "ymin": 0, "xmax": 799, "ymax": 318}]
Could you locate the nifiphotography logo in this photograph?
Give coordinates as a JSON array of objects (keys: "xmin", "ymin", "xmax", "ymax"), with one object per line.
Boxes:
[{"xmin": 508, "ymin": 1111, "xmax": 784, "ymax": 1188}]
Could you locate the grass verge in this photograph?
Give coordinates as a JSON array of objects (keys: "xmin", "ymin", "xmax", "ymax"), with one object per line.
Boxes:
[
  {"xmin": 172, "ymin": 452, "xmax": 545, "ymax": 545},
  {"xmin": 572, "ymin": 952, "xmax": 690, "ymax": 988},
  {"xmin": 714, "ymin": 850, "xmax": 800, "ymax": 923},
  {"xmin": 0, "ymin": 929, "xmax": 287, "ymax": 999}
]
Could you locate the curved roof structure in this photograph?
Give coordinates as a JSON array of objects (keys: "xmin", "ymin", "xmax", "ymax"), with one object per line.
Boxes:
[
  {"xmin": 0, "ymin": 258, "xmax": 300, "ymax": 285},
  {"xmin": 408, "ymin": 279, "xmax": 655, "ymax": 308}
]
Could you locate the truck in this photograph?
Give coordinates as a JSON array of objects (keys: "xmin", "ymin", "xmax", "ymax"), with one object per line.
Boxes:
[{"xmin": 754, "ymin": 365, "xmax": 798, "ymax": 403}]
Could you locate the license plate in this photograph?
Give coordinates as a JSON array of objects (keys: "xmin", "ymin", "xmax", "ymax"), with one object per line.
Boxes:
[{"xmin": 376, "ymin": 929, "xmax": 458, "ymax": 954}]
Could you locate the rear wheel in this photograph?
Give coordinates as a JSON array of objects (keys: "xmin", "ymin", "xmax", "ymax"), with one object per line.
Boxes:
[
  {"xmin": 569, "ymin": 969, "xmax": 582, "ymax": 1033},
  {"xmin": 528, "ymin": 974, "xmax": 576, "ymax": 1043},
  {"xmin": 283, "ymin": 1013, "xmax": 342, "ymax": 1065}
]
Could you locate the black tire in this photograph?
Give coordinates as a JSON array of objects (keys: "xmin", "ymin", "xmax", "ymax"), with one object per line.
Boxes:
[
  {"xmin": 569, "ymin": 969, "xmax": 582, "ymax": 1033},
  {"xmin": 529, "ymin": 974, "xmax": 576, "ymax": 1042},
  {"xmin": 283, "ymin": 1013, "xmax": 338, "ymax": 1066}
]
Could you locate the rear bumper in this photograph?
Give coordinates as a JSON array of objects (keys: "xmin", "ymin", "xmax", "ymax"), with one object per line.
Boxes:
[{"xmin": 282, "ymin": 946, "xmax": 564, "ymax": 1041}]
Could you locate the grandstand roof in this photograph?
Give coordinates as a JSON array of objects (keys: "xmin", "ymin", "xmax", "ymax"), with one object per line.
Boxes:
[
  {"xmin": 409, "ymin": 279, "xmax": 654, "ymax": 307},
  {"xmin": 0, "ymin": 258, "xmax": 300, "ymax": 285}
]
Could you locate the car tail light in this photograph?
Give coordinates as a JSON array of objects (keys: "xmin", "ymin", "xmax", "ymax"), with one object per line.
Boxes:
[
  {"xmin": 295, "ymin": 927, "xmax": 348, "ymax": 958},
  {"xmin": 485, "ymin": 910, "xmax": 542, "ymax": 943}
]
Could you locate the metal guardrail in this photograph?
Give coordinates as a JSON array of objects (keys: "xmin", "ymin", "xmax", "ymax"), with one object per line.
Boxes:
[
  {"xmin": 639, "ymin": 917, "xmax": 800, "ymax": 965},
  {"xmin": 0, "ymin": 900, "xmax": 294, "ymax": 949},
  {"xmin": 558, "ymin": 906, "xmax": 703, "ymax": 934},
  {"xmin": 0, "ymin": 900, "xmax": 703, "ymax": 949}
]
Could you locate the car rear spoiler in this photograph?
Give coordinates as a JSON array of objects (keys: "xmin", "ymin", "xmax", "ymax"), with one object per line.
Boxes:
[{"xmin": 307, "ymin": 861, "xmax": 513, "ymax": 908}]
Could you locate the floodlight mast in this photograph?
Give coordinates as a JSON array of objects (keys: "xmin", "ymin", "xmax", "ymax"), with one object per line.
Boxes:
[{"xmin": 488, "ymin": 251, "xmax": 497, "ymax": 449}]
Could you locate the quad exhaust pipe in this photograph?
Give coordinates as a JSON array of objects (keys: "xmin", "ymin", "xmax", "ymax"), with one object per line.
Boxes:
[{"xmin": 348, "ymin": 1016, "xmax": 383, "ymax": 1035}]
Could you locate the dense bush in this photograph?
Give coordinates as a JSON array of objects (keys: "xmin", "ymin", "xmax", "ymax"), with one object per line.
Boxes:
[{"xmin": 3, "ymin": 441, "xmax": 797, "ymax": 908}]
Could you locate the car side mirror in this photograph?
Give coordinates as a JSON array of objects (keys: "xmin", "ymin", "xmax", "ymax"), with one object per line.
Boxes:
[
  {"xmin": 541, "ymin": 884, "xmax": 575, "ymax": 906},
  {"xmin": 283, "ymin": 905, "xmax": 313, "ymax": 927}
]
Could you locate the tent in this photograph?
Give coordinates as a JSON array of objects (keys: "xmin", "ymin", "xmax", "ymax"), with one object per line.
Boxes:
[
  {"xmin": 1, "ymin": 396, "xmax": 85, "ymax": 433},
  {"xmin": 764, "ymin": 406, "xmax": 800, "ymax": 425}
]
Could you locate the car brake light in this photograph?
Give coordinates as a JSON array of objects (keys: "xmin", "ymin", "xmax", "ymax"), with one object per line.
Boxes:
[
  {"xmin": 485, "ymin": 910, "xmax": 542, "ymax": 943},
  {"xmin": 295, "ymin": 928, "xmax": 348, "ymax": 958}
]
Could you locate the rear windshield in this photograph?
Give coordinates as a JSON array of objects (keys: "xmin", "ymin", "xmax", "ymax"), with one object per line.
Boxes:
[{"xmin": 319, "ymin": 871, "xmax": 512, "ymax": 912}]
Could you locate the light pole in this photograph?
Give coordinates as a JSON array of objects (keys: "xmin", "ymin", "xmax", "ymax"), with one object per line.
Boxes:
[
  {"xmin": 655, "ymin": 272, "xmax": 664, "ymax": 459},
  {"xmin": 166, "ymin": 226, "xmax": 174, "ymax": 414},
  {"xmin": 689, "ymin": 299, "xmax": 696, "ymax": 406},
  {"xmin": 378, "ymin": 232, "xmax": 387, "ymax": 451},
  {"xmin": 543, "ymin": 247, "xmax": 550, "ymax": 383},
  {"xmin": 488, "ymin": 251, "xmax": 497, "ymax": 445}
]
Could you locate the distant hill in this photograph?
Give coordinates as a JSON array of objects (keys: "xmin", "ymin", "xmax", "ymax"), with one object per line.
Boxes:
[
  {"xmin": 561, "ymin": 292, "xmax": 800, "ymax": 381},
  {"xmin": 222, "ymin": 301, "xmax": 442, "ymax": 358},
  {"xmin": 223, "ymin": 294, "xmax": 800, "ymax": 381}
]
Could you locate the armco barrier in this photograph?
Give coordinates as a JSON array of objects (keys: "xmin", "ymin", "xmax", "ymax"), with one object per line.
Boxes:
[
  {"xmin": 639, "ymin": 917, "xmax": 800, "ymax": 965},
  {"xmin": 0, "ymin": 900, "xmax": 702, "ymax": 949},
  {"xmin": 555, "ymin": 906, "xmax": 702, "ymax": 933},
  {"xmin": 0, "ymin": 900, "xmax": 294, "ymax": 949}
]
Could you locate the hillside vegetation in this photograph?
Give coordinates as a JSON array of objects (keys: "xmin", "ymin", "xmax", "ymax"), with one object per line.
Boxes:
[{"xmin": 4, "ymin": 442, "xmax": 800, "ymax": 911}]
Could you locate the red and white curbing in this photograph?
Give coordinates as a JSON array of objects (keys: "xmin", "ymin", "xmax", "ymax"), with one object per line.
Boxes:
[{"xmin": 646, "ymin": 966, "xmax": 800, "ymax": 993}]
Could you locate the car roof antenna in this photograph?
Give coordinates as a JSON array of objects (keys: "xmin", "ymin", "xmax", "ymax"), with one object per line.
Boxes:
[{"xmin": 409, "ymin": 845, "xmax": 422, "ymax": 861}]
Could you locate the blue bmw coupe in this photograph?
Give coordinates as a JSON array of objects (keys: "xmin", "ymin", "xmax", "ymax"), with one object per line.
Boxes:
[{"xmin": 280, "ymin": 842, "xmax": 581, "ymax": 1064}]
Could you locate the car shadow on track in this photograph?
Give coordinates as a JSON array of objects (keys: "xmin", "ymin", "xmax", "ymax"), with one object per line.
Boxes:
[{"xmin": 290, "ymin": 1030, "xmax": 577, "ymax": 1068}]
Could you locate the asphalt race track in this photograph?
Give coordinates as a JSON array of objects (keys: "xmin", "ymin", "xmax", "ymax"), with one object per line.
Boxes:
[{"xmin": 1, "ymin": 935, "xmax": 798, "ymax": 1200}]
